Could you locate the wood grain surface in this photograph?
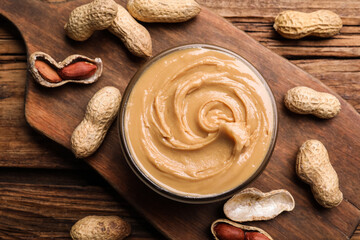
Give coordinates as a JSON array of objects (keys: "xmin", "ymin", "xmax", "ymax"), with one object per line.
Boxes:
[{"xmin": 0, "ymin": 0, "xmax": 359, "ymax": 239}]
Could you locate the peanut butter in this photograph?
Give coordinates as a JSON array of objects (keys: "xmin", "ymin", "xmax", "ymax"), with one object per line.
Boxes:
[{"xmin": 124, "ymin": 47, "xmax": 275, "ymax": 197}]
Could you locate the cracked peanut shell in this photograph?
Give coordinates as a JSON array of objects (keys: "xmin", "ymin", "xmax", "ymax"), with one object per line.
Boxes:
[
  {"xmin": 224, "ymin": 188, "xmax": 295, "ymax": 222},
  {"xmin": 211, "ymin": 219, "xmax": 273, "ymax": 240},
  {"xmin": 28, "ymin": 51, "xmax": 103, "ymax": 88}
]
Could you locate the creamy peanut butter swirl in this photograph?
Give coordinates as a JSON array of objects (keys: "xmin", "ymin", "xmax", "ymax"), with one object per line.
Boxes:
[{"xmin": 125, "ymin": 47, "xmax": 274, "ymax": 196}]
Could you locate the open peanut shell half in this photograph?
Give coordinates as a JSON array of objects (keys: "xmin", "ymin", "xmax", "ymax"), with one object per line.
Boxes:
[
  {"xmin": 211, "ymin": 219, "xmax": 273, "ymax": 240},
  {"xmin": 28, "ymin": 51, "xmax": 103, "ymax": 88},
  {"xmin": 224, "ymin": 188, "xmax": 295, "ymax": 222}
]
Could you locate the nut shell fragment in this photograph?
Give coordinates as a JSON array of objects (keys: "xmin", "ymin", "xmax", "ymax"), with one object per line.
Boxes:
[
  {"xmin": 28, "ymin": 51, "xmax": 103, "ymax": 88},
  {"xmin": 224, "ymin": 188, "xmax": 295, "ymax": 222},
  {"xmin": 211, "ymin": 219, "xmax": 273, "ymax": 240},
  {"xmin": 296, "ymin": 139, "xmax": 343, "ymax": 208}
]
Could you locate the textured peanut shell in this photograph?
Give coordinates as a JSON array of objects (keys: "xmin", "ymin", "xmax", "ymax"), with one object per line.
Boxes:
[
  {"xmin": 211, "ymin": 219, "xmax": 274, "ymax": 240},
  {"xmin": 273, "ymin": 10, "xmax": 342, "ymax": 39},
  {"xmin": 28, "ymin": 51, "xmax": 103, "ymax": 88},
  {"xmin": 284, "ymin": 86, "xmax": 341, "ymax": 119},
  {"xmin": 108, "ymin": 4, "xmax": 152, "ymax": 57},
  {"xmin": 71, "ymin": 86, "xmax": 121, "ymax": 158},
  {"xmin": 127, "ymin": 0, "xmax": 201, "ymax": 23},
  {"xmin": 65, "ymin": 0, "xmax": 118, "ymax": 41},
  {"xmin": 70, "ymin": 215, "xmax": 131, "ymax": 240},
  {"xmin": 296, "ymin": 140, "xmax": 343, "ymax": 208},
  {"xmin": 224, "ymin": 188, "xmax": 295, "ymax": 222}
]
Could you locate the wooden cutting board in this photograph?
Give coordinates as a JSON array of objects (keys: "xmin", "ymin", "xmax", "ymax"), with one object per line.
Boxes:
[{"xmin": 1, "ymin": 0, "xmax": 359, "ymax": 239}]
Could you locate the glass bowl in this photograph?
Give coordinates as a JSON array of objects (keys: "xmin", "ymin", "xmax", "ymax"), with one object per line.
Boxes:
[{"xmin": 118, "ymin": 44, "xmax": 278, "ymax": 203}]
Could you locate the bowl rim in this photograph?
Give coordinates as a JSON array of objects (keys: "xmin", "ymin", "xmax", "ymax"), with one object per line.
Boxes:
[{"xmin": 117, "ymin": 43, "xmax": 278, "ymax": 204}]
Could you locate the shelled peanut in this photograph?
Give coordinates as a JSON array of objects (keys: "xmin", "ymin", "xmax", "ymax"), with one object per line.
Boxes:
[
  {"xmin": 36, "ymin": 60, "xmax": 97, "ymax": 82},
  {"xmin": 273, "ymin": 10, "xmax": 342, "ymax": 39},
  {"xmin": 34, "ymin": 60, "xmax": 62, "ymax": 83},
  {"xmin": 284, "ymin": 86, "xmax": 341, "ymax": 119},
  {"xmin": 127, "ymin": 0, "xmax": 201, "ymax": 23},
  {"xmin": 296, "ymin": 140, "xmax": 343, "ymax": 208},
  {"xmin": 58, "ymin": 61, "xmax": 97, "ymax": 80},
  {"xmin": 28, "ymin": 52, "xmax": 103, "ymax": 87},
  {"xmin": 212, "ymin": 219, "xmax": 273, "ymax": 240},
  {"xmin": 70, "ymin": 215, "xmax": 131, "ymax": 240}
]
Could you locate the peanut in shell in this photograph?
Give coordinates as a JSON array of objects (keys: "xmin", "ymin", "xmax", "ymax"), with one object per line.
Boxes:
[
  {"xmin": 70, "ymin": 215, "xmax": 131, "ymax": 240},
  {"xmin": 284, "ymin": 86, "xmax": 341, "ymax": 119},
  {"xmin": 296, "ymin": 139, "xmax": 343, "ymax": 208},
  {"xmin": 273, "ymin": 10, "xmax": 342, "ymax": 39},
  {"xmin": 71, "ymin": 86, "xmax": 121, "ymax": 158},
  {"xmin": 127, "ymin": 0, "xmax": 201, "ymax": 23}
]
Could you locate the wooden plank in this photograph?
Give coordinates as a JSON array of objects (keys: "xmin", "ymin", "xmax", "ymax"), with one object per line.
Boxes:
[
  {"xmin": 0, "ymin": 68, "xmax": 85, "ymax": 169},
  {"xmin": 22, "ymin": 2, "xmax": 360, "ymax": 240},
  {"xmin": 0, "ymin": 39, "xmax": 25, "ymax": 54},
  {"xmin": 290, "ymin": 59, "xmax": 360, "ymax": 111},
  {"xmin": 0, "ymin": 10, "xmax": 359, "ymax": 170},
  {"xmin": 198, "ymin": 0, "xmax": 360, "ymax": 18},
  {"xmin": 0, "ymin": 168, "xmax": 164, "ymax": 239},
  {"xmin": 226, "ymin": 19, "xmax": 360, "ymax": 59},
  {"xmin": 0, "ymin": 0, "xmax": 360, "ymax": 239}
]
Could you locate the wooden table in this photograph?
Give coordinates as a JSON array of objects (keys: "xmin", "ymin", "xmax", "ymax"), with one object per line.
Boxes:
[{"xmin": 0, "ymin": 0, "xmax": 359, "ymax": 239}]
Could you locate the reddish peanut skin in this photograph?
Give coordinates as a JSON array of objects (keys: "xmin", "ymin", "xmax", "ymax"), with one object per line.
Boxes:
[
  {"xmin": 245, "ymin": 232, "xmax": 271, "ymax": 240},
  {"xmin": 214, "ymin": 223, "xmax": 245, "ymax": 240},
  {"xmin": 35, "ymin": 60, "xmax": 62, "ymax": 83},
  {"xmin": 59, "ymin": 61, "xmax": 97, "ymax": 80}
]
